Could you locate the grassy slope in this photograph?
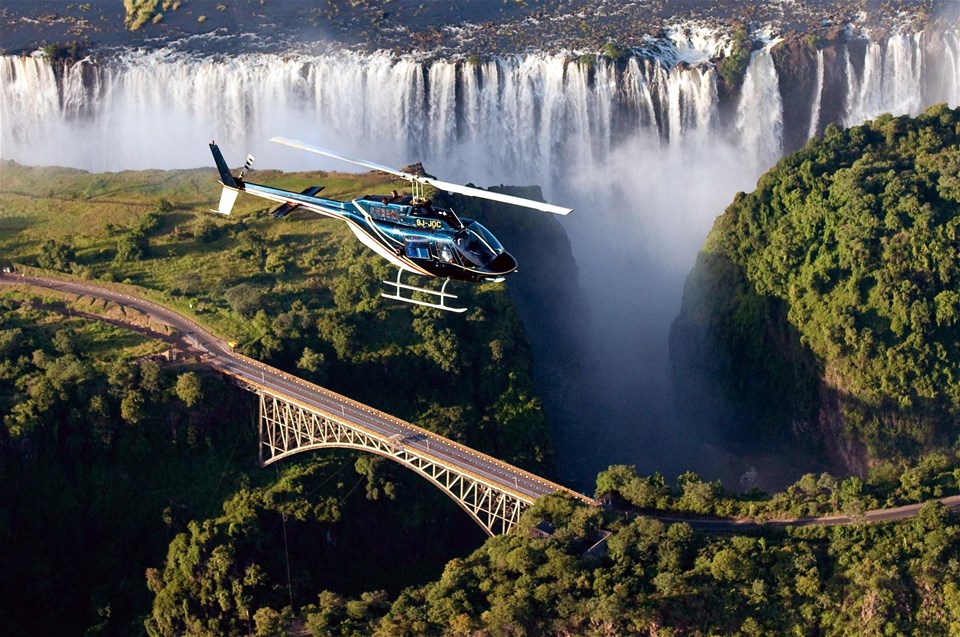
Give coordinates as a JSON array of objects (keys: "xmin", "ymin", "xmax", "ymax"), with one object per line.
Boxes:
[{"xmin": 2, "ymin": 161, "xmax": 392, "ymax": 337}]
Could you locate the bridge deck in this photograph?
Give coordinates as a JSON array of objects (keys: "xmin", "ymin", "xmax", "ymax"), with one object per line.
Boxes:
[{"xmin": 216, "ymin": 353, "xmax": 593, "ymax": 505}]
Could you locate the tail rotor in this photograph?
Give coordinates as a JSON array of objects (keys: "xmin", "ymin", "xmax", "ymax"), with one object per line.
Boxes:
[{"xmin": 239, "ymin": 154, "xmax": 255, "ymax": 180}]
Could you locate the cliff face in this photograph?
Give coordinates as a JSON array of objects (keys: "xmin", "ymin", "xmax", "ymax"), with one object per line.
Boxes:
[
  {"xmin": 670, "ymin": 104, "xmax": 960, "ymax": 473},
  {"xmin": 769, "ymin": 27, "xmax": 950, "ymax": 154},
  {"xmin": 770, "ymin": 33, "xmax": 837, "ymax": 151}
]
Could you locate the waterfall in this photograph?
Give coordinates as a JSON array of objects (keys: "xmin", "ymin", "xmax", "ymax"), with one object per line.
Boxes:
[
  {"xmin": 808, "ymin": 48, "xmax": 825, "ymax": 139},
  {"xmin": 0, "ymin": 55, "xmax": 63, "ymax": 146},
  {"xmin": 427, "ymin": 61, "xmax": 457, "ymax": 156},
  {"xmin": 2, "ymin": 29, "xmax": 958, "ymax": 178},
  {"xmin": 928, "ymin": 28, "xmax": 960, "ymax": 107},
  {"xmin": 736, "ymin": 47, "xmax": 784, "ymax": 174},
  {"xmin": 666, "ymin": 64, "xmax": 717, "ymax": 150},
  {"xmin": 620, "ymin": 57, "xmax": 659, "ymax": 138},
  {"xmin": 1, "ymin": 26, "xmax": 958, "ymax": 485},
  {"xmin": 843, "ymin": 32, "xmax": 929, "ymax": 125}
]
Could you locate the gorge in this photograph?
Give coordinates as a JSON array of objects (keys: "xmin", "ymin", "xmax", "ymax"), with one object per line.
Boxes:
[{"xmin": 2, "ymin": 16, "xmax": 959, "ymax": 488}]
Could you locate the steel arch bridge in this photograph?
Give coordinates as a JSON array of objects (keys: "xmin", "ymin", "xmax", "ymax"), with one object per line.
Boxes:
[{"xmin": 244, "ymin": 385, "xmax": 587, "ymax": 536}]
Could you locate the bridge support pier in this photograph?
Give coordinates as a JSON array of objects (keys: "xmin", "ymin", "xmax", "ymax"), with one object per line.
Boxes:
[{"xmin": 255, "ymin": 390, "xmax": 531, "ymax": 536}]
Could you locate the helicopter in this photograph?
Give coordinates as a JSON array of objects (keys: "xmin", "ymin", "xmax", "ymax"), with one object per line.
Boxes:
[{"xmin": 209, "ymin": 137, "xmax": 573, "ymax": 312}]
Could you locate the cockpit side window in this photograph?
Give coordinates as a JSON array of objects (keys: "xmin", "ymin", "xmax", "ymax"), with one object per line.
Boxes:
[{"xmin": 454, "ymin": 227, "xmax": 498, "ymax": 267}]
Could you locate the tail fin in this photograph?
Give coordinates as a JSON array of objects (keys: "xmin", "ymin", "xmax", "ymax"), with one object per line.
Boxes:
[{"xmin": 209, "ymin": 141, "xmax": 240, "ymax": 215}]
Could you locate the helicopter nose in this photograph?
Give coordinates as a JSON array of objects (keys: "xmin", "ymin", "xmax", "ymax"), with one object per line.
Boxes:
[{"xmin": 486, "ymin": 252, "xmax": 518, "ymax": 276}]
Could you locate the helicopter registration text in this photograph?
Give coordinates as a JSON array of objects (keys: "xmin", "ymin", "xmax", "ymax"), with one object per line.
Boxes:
[{"xmin": 415, "ymin": 219, "xmax": 443, "ymax": 230}]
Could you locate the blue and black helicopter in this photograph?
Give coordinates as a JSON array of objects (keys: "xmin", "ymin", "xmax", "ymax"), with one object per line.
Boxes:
[{"xmin": 210, "ymin": 137, "xmax": 572, "ymax": 312}]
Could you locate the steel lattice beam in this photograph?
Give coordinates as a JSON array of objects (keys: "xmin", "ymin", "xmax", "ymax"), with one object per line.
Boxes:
[{"xmin": 256, "ymin": 391, "xmax": 530, "ymax": 536}]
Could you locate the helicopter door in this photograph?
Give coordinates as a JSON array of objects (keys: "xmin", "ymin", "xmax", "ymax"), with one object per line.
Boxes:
[{"xmin": 433, "ymin": 239, "xmax": 459, "ymax": 265}]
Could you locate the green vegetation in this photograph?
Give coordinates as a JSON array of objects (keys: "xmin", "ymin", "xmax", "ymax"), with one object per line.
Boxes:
[
  {"xmin": 672, "ymin": 104, "xmax": 960, "ymax": 465},
  {"xmin": 716, "ymin": 22, "xmax": 753, "ymax": 92},
  {"xmin": 123, "ymin": 0, "xmax": 182, "ymax": 30},
  {"xmin": 220, "ymin": 489, "xmax": 960, "ymax": 636},
  {"xmin": 596, "ymin": 454, "xmax": 960, "ymax": 520},
  {"xmin": 124, "ymin": 0, "xmax": 160, "ymax": 30},
  {"xmin": 41, "ymin": 40, "xmax": 87, "ymax": 63},
  {"xmin": 0, "ymin": 161, "xmax": 550, "ymax": 471},
  {"xmin": 0, "ymin": 163, "xmax": 551, "ymax": 634},
  {"xmin": 5, "ymin": 120, "xmax": 960, "ymax": 635},
  {"xmin": 577, "ymin": 53, "xmax": 596, "ymax": 68},
  {"xmin": 0, "ymin": 296, "xmax": 492, "ymax": 636},
  {"xmin": 0, "ymin": 297, "xmax": 255, "ymax": 635},
  {"xmin": 600, "ymin": 41, "xmax": 627, "ymax": 62}
]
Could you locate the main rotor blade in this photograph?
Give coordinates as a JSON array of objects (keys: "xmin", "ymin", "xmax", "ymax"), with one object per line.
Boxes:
[
  {"xmin": 271, "ymin": 136, "xmax": 573, "ymax": 215},
  {"xmin": 424, "ymin": 178, "xmax": 574, "ymax": 215},
  {"xmin": 270, "ymin": 136, "xmax": 417, "ymax": 180}
]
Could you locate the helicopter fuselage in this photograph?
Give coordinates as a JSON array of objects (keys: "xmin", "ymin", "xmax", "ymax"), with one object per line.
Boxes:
[{"xmin": 227, "ymin": 177, "xmax": 518, "ymax": 283}]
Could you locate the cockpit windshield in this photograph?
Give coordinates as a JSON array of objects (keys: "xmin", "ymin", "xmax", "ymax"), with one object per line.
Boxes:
[{"xmin": 453, "ymin": 222, "xmax": 502, "ymax": 268}]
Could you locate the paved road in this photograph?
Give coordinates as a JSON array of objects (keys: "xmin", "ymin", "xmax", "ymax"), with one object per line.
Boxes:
[
  {"xmin": 776, "ymin": 494, "xmax": 960, "ymax": 528},
  {"xmin": 5, "ymin": 271, "xmax": 957, "ymax": 531},
  {"xmin": 0, "ymin": 272, "xmax": 593, "ymax": 505},
  {"xmin": 638, "ymin": 494, "xmax": 960, "ymax": 532}
]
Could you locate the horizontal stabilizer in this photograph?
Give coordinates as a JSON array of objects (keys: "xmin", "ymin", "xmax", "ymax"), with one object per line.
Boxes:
[
  {"xmin": 270, "ymin": 203, "xmax": 297, "ymax": 219},
  {"xmin": 270, "ymin": 185, "xmax": 325, "ymax": 218},
  {"xmin": 215, "ymin": 187, "xmax": 239, "ymax": 215}
]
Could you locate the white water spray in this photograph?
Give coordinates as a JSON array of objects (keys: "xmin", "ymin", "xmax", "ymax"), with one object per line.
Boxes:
[
  {"xmin": 736, "ymin": 47, "xmax": 784, "ymax": 174},
  {"xmin": 808, "ymin": 48, "xmax": 825, "ymax": 139}
]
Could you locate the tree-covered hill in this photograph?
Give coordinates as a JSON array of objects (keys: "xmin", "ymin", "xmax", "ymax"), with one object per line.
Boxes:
[
  {"xmin": 671, "ymin": 103, "xmax": 960, "ymax": 470},
  {"xmin": 247, "ymin": 489, "xmax": 960, "ymax": 636}
]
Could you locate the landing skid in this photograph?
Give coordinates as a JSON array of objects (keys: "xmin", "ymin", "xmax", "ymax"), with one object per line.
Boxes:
[{"xmin": 382, "ymin": 270, "xmax": 467, "ymax": 313}]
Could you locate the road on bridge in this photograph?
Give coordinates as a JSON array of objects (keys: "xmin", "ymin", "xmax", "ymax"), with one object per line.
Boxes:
[{"xmin": 1, "ymin": 272, "xmax": 592, "ymax": 506}]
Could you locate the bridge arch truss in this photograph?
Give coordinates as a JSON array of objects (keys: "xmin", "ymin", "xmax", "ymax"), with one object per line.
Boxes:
[{"xmin": 256, "ymin": 390, "xmax": 534, "ymax": 536}]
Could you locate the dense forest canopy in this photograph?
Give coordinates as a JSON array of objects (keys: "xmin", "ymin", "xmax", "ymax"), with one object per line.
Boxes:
[
  {"xmin": 672, "ymin": 103, "xmax": 960, "ymax": 464},
  {"xmin": 355, "ymin": 494, "xmax": 960, "ymax": 637}
]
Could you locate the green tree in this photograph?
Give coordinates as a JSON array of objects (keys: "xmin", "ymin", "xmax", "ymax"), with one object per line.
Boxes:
[
  {"xmin": 224, "ymin": 283, "xmax": 267, "ymax": 318},
  {"xmin": 120, "ymin": 389, "xmax": 145, "ymax": 424},
  {"xmin": 253, "ymin": 607, "xmax": 283, "ymax": 637},
  {"xmin": 52, "ymin": 328, "xmax": 76, "ymax": 355},
  {"xmin": 116, "ymin": 229, "xmax": 150, "ymax": 261},
  {"xmin": 297, "ymin": 347, "xmax": 325, "ymax": 375},
  {"xmin": 677, "ymin": 471, "xmax": 720, "ymax": 514},
  {"xmin": 174, "ymin": 372, "xmax": 202, "ymax": 407},
  {"xmin": 36, "ymin": 239, "xmax": 75, "ymax": 270}
]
